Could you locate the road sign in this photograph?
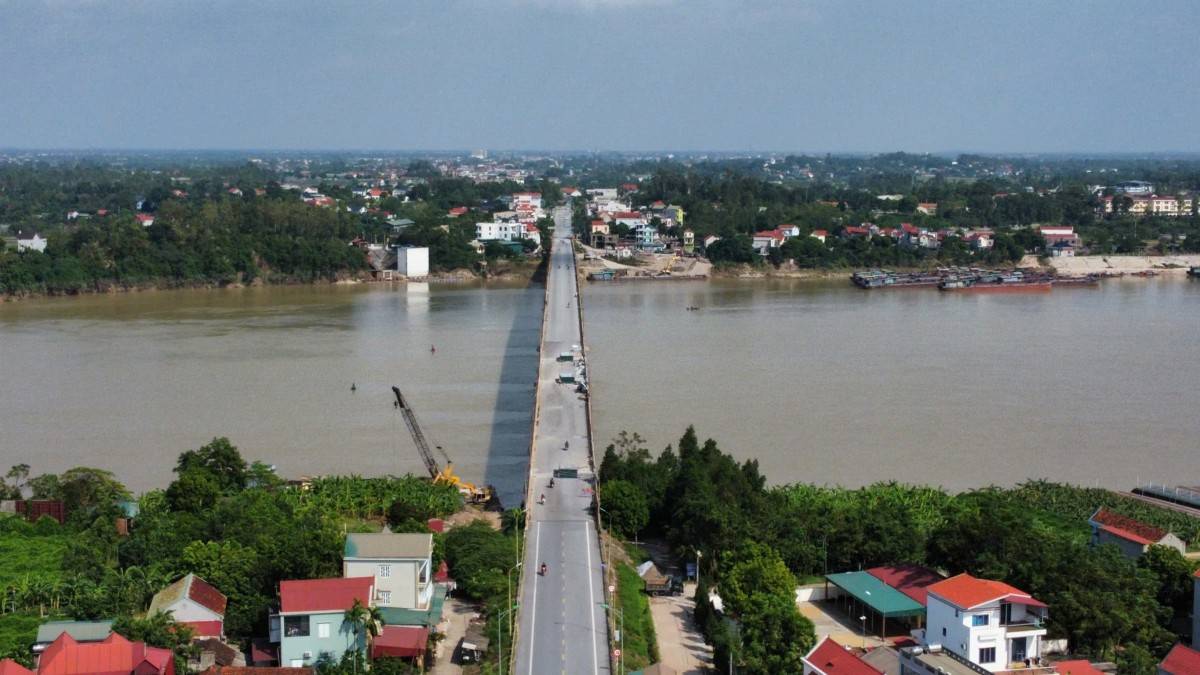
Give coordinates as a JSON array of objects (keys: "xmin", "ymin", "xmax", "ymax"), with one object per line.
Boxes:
[
  {"xmin": 608, "ymin": 585, "xmax": 615, "ymax": 594},
  {"xmin": 686, "ymin": 562, "xmax": 697, "ymax": 579},
  {"xmin": 613, "ymin": 649, "xmax": 621, "ymax": 657}
]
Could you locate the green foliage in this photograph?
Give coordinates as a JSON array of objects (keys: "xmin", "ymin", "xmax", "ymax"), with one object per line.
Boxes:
[
  {"xmin": 174, "ymin": 437, "xmax": 248, "ymax": 492},
  {"xmin": 1010, "ymin": 480, "xmax": 1200, "ymax": 543},
  {"xmin": 736, "ymin": 591, "xmax": 815, "ymax": 674},
  {"xmin": 113, "ymin": 610, "xmax": 197, "ymax": 674},
  {"xmin": 0, "ymin": 614, "xmax": 42, "ymax": 667},
  {"xmin": 615, "ymin": 562, "xmax": 658, "ymax": 671},
  {"xmin": 599, "ymin": 480, "xmax": 648, "ymax": 538},
  {"xmin": 442, "ymin": 521, "xmax": 516, "ymax": 602},
  {"xmin": 283, "ymin": 475, "xmax": 461, "ymax": 521},
  {"xmin": 720, "ymin": 542, "xmax": 795, "ymax": 616}
]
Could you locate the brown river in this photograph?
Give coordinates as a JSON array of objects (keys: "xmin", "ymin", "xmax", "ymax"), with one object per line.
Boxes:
[{"xmin": 1, "ymin": 277, "xmax": 1197, "ymax": 501}]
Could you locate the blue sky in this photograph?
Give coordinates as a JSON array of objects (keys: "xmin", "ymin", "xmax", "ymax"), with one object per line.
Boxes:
[{"xmin": 0, "ymin": 0, "xmax": 1197, "ymax": 152}]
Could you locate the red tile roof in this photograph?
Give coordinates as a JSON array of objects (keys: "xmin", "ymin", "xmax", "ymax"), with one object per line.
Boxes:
[
  {"xmin": 803, "ymin": 637, "xmax": 883, "ymax": 675},
  {"xmin": 1160, "ymin": 643, "xmax": 1200, "ymax": 675},
  {"xmin": 811, "ymin": 229, "xmax": 828, "ymax": 236},
  {"xmin": 38, "ymin": 632, "xmax": 173, "ymax": 675},
  {"xmin": 371, "ymin": 626, "xmax": 429, "ymax": 659},
  {"xmin": 866, "ymin": 565, "xmax": 944, "ymax": 606},
  {"xmin": 201, "ymin": 668, "xmax": 314, "ymax": 675},
  {"xmin": 926, "ymin": 573, "xmax": 1045, "ymax": 610},
  {"xmin": 0, "ymin": 660, "xmax": 34, "ymax": 675},
  {"xmin": 279, "ymin": 577, "xmax": 373, "ymax": 614},
  {"xmin": 182, "ymin": 620, "xmax": 224, "ymax": 638},
  {"xmin": 1054, "ymin": 660, "xmax": 1104, "ymax": 675},
  {"xmin": 188, "ymin": 575, "xmax": 228, "ymax": 615},
  {"xmin": 1089, "ymin": 507, "xmax": 1167, "ymax": 546}
]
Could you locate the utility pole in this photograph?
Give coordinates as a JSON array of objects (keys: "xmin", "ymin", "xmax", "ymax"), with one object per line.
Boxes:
[{"xmin": 498, "ymin": 603, "xmax": 519, "ymax": 675}]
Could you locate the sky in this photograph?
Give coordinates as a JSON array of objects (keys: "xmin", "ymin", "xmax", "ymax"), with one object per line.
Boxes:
[{"xmin": 1, "ymin": 0, "xmax": 1198, "ymax": 153}]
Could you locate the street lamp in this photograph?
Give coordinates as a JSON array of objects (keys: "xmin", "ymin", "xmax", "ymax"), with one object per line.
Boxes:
[
  {"xmin": 498, "ymin": 603, "xmax": 519, "ymax": 675},
  {"xmin": 859, "ymin": 615, "xmax": 867, "ymax": 649},
  {"xmin": 597, "ymin": 505, "xmax": 613, "ymax": 598},
  {"xmin": 695, "ymin": 550, "xmax": 703, "ymax": 587},
  {"xmin": 601, "ymin": 603, "xmax": 625, "ymax": 675}
]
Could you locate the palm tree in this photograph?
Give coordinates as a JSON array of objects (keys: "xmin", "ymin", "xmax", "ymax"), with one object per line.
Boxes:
[{"xmin": 343, "ymin": 599, "xmax": 384, "ymax": 673}]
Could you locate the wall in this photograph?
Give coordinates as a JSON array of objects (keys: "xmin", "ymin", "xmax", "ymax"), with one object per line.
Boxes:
[
  {"xmin": 343, "ymin": 558, "xmax": 424, "ymax": 609},
  {"xmin": 163, "ymin": 597, "xmax": 220, "ymax": 624},
  {"xmin": 279, "ymin": 611, "xmax": 361, "ymax": 667},
  {"xmin": 1095, "ymin": 530, "xmax": 1149, "ymax": 559}
]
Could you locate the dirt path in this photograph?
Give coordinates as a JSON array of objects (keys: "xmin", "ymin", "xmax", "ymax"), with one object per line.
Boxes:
[{"xmin": 431, "ymin": 597, "xmax": 480, "ymax": 675}]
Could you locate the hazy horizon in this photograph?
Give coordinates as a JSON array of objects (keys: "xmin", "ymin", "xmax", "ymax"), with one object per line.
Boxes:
[{"xmin": 2, "ymin": 0, "xmax": 1198, "ymax": 153}]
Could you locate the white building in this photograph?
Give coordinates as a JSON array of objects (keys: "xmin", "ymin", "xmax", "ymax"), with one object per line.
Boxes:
[
  {"xmin": 509, "ymin": 192, "xmax": 544, "ymax": 222},
  {"xmin": 15, "ymin": 230, "xmax": 47, "ymax": 252},
  {"xmin": 396, "ymin": 246, "xmax": 430, "ymax": 278},
  {"xmin": 921, "ymin": 573, "xmax": 1048, "ymax": 672},
  {"xmin": 147, "ymin": 573, "xmax": 227, "ymax": 639},
  {"xmin": 343, "ymin": 533, "xmax": 434, "ymax": 610}
]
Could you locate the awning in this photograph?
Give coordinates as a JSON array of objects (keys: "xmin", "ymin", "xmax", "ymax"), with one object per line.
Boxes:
[
  {"xmin": 825, "ymin": 571, "xmax": 925, "ymax": 618},
  {"xmin": 372, "ymin": 625, "xmax": 429, "ymax": 659},
  {"xmin": 378, "ymin": 591, "xmax": 446, "ymax": 628},
  {"xmin": 1002, "ymin": 594, "xmax": 1048, "ymax": 608}
]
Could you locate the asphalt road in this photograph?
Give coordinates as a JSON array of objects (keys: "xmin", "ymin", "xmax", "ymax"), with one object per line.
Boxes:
[{"xmin": 513, "ymin": 206, "xmax": 611, "ymax": 675}]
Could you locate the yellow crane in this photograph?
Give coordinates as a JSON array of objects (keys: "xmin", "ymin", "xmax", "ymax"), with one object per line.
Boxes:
[{"xmin": 392, "ymin": 386, "xmax": 492, "ymax": 504}]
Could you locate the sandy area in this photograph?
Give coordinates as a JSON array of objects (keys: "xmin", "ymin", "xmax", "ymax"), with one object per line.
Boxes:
[
  {"xmin": 649, "ymin": 582, "xmax": 712, "ymax": 674},
  {"xmin": 430, "ymin": 597, "xmax": 481, "ymax": 674},
  {"xmin": 1049, "ymin": 254, "xmax": 1200, "ymax": 276},
  {"xmin": 576, "ymin": 243, "xmax": 711, "ymax": 279}
]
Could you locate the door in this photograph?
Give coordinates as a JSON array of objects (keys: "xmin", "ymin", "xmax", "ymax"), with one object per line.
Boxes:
[{"xmin": 1011, "ymin": 636, "xmax": 1027, "ymax": 663}]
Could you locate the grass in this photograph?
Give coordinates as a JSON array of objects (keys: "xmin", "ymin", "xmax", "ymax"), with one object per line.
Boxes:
[
  {"xmin": 615, "ymin": 562, "xmax": 658, "ymax": 672},
  {"xmin": 0, "ymin": 533, "xmax": 68, "ymax": 587}
]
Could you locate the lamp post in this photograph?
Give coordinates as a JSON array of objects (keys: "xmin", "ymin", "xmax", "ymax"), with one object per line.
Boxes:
[
  {"xmin": 695, "ymin": 549, "xmax": 703, "ymax": 587},
  {"xmin": 601, "ymin": 603, "xmax": 625, "ymax": 675},
  {"xmin": 498, "ymin": 603, "xmax": 519, "ymax": 675},
  {"xmin": 597, "ymin": 505, "xmax": 612, "ymax": 599},
  {"xmin": 859, "ymin": 614, "xmax": 867, "ymax": 649}
]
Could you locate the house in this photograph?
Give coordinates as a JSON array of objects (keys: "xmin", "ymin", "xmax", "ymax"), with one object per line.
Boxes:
[
  {"xmin": 342, "ymin": 533, "xmax": 434, "ymax": 611},
  {"xmin": 921, "ymin": 573, "xmax": 1048, "ymax": 672},
  {"xmin": 36, "ymin": 632, "xmax": 175, "ymax": 675},
  {"xmin": 271, "ymin": 577, "xmax": 374, "ymax": 668},
  {"xmin": 810, "ymin": 229, "xmax": 828, "ymax": 243},
  {"xmin": 1039, "ymin": 224, "xmax": 1079, "ymax": 256},
  {"xmin": 802, "ymin": 637, "xmax": 883, "ymax": 675},
  {"xmin": 751, "ymin": 230, "xmax": 785, "ymax": 255},
  {"xmin": 509, "ymin": 192, "xmax": 543, "ymax": 221},
  {"xmin": 33, "ymin": 620, "xmax": 113, "ymax": 654},
  {"xmin": 702, "ymin": 235, "xmax": 720, "ymax": 250},
  {"xmin": 447, "ymin": 206, "xmax": 469, "ymax": 218},
  {"xmin": 612, "ymin": 211, "xmax": 647, "ymax": 230},
  {"xmin": 842, "ymin": 225, "xmax": 871, "ymax": 239},
  {"xmin": 148, "ymin": 574, "xmax": 227, "ymax": 639},
  {"xmin": 917, "ymin": 202, "xmax": 938, "ymax": 216},
  {"xmin": 0, "ymin": 660, "xmax": 32, "ymax": 675},
  {"xmin": 590, "ymin": 220, "xmax": 610, "ymax": 235},
  {"xmin": 476, "ymin": 221, "xmax": 529, "ymax": 242},
  {"xmin": 15, "ymin": 230, "xmax": 47, "ymax": 253},
  {"xmin": 634, "ymin": 222, "xmax": 660, "ymax": 250},
  {"xmin": 135, "ymin": 213, "xmax": 155, "ymax": 227},
  {"xmin": 1054, "ymin": 660, "xmax": 1105, "ymax": 675},
  {"xmin": 1088, "ymin": 507, "xmax": 1185, "ymax": 558},
  {"xmin": 682, "ymin": 230, "xmax": 695, "ymax": 255},
  {"xmin": 1159, "ymin": 643, "xmax": 1200, "ymax": 675},
  {"xmin": 964, "ymin": 230, "xmax": 994, "ymax": 250},
  {"xmin": 395, "ymin": 247, "xmax": 430, "ymax": 278}
]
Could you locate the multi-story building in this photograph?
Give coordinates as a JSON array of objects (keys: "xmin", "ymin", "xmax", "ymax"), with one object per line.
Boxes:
[
  {"xmin": 920, "ymin": 573, "xmax": 1048, "ymax": 673},
  {"xmin": 343, "ymin": 533, "xmax": 434, "ymax": 611}
]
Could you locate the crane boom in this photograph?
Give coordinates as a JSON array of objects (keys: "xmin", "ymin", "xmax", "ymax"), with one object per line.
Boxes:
[{"xmin": 392, "ymin": 386, "xmax": 441, "ymax": 480}]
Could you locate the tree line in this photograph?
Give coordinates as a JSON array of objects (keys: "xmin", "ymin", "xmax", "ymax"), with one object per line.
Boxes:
[{"xmin": 598, "ymin": 428, "xmax": 1195, "ymax": 675}]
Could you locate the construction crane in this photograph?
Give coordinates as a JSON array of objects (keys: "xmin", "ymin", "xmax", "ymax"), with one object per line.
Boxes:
[{"xmin": 392, "ymin": 386, "xmax": 491, "ymax": 504}]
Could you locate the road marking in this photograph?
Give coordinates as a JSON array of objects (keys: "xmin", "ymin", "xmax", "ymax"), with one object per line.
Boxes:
[
  {"xmin": 528, "ymin": 521, "xmax": 541, "ymax": 675},
  {"xmin": 586, "ymin": 519, "xmax": 598, "ymax": 675}
]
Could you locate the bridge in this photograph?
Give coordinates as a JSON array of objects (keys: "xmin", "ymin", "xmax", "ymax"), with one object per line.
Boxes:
[{"xmin": 513, "ymin": 205, "xmax": 612, "ymax": 674}]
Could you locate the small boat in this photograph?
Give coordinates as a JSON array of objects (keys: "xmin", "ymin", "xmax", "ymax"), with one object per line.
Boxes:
[{"xmin": 1189, "ymin": 266, "xmax": 1200, "ymax": 278}]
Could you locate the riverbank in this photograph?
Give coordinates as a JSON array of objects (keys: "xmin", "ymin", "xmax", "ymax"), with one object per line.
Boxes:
[
  {"xmin": 1048, "ymin": 254, "xmax": 1200, "ymax": 276},
  {"xmin": 0, "ymin": 262, "xmax": 543, "ymax": 303}
]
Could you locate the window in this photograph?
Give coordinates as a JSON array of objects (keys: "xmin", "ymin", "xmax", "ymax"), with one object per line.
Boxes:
[
  {"xmin": 378, "ymin": 591, "xmax": 392, "ymax": 604},
  {"xmin": 972, "ymin": 614, "xmax": 989, "ymax": 627},
  {"xmin": 419, "ymin": 562, "xmax": 429, "ymax": 584},
  {"xmin": 378, "ymin": 564, "xmax": 392, "ymax": 578},
  {"xmin": 978, "ymin": 648, "xmax": 996, "ymax": 664},
  {"xmin": 317, "ymin": 622, "xmax": 330, "ymax": 639},
  {"xmin": 283, "ymin": 615, "xmax": 310, "ymax": 637}
]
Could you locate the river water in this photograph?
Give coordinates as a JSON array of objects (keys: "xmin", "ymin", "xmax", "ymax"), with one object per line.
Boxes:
[{"xmin": 1, "ymin": 277, "xmax": 1197, "ymax": 498}]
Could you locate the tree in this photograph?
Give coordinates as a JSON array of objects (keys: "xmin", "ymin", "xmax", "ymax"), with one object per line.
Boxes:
[
  {"xmin": 705, "ymin": 235, "xmax": 756, "ymax": 264},
  {"xmin": 1137, "ymin": 545, "xmax": 1196, "ymax": 623},
  {"xmin": 737, "ymin": 591, "xmax": 814, "ymax": 674},
  {"xmin": 175, "ymin": 437, "xmax": 248, "ymax": 493},
  {"xmin": 113, "ymin": 610, "xmax": 197, "ymax": 674},
  {"xmin": 165, "ymin": 468, "xmax": 222, "ymax": 513},
  {"xmin": 721, "ymin": 542, "xmax": 795, "ymax": 615},
  {"xmin": 55, "ymin": 467, "xmax": 130, "ymax": 517},
  {"xmin": 599, "ymin": 480, "xmax": 649, "ymax": 538},
  {"xmin": 180, "ymin": 540, "xmax": 264, "ymax": 638},
  {"xmin": 1, "ymin": 464, "xmax": 30, "ymax": 499},
  {"xmin": 343, "ymin": 598, "xmax": 383, "ymax": 669}
]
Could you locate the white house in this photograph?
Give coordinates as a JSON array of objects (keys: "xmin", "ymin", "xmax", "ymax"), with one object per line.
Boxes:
[
  {"xmin": 343, "ymin": 532, "xmax": 434, "ymax": 610},
  {"xmin": 476, "ymin": 221, "xmax": 527, "ymax": 242},
  {"xmin": 147, "ymin": 573, "xmax": 227, "ymax": 639},
  {"xmin": 396, "ymin": 246, "xmax": 430, "ymax": 278},
  {"xmin": 921, "ymin": 573, "xmax": 1048, "ymax": 672},
  {"xmin": 15, "ymin": 230, "xmax": 47, "ymax": 252}
]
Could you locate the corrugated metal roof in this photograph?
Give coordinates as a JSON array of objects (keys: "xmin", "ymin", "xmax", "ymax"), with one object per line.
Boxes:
[
  {"xmin": 35, "ymin": 620, "xmax": 113, "ymax": 645},
  {"xmin": 279, "ymin": 577, "xmax": 373, "ymax": 614},
  {"xmin": 824, "ymin": 572, "xmax": 925, "ymax": 617}
]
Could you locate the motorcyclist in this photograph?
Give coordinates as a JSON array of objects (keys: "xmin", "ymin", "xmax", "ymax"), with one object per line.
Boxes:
[
  {"xmin": 538, "ymin": 493, "xmax": 546, "ymax": 505},
  {"xmin": 539, "ymin": 563, "xmax": 548, "ymax": 575}
]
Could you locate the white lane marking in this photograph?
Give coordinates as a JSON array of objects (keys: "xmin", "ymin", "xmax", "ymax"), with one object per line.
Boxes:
[
  {"xmin": 529, "ymin": 520, "xmax": 541, "ymax": 675},
  {"xmin": 586, "ymin": 519, "xmax": 598, "ymax": 675}
]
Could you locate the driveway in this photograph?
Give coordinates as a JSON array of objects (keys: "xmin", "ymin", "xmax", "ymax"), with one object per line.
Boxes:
[{"xmin": 649, "ymin": 582, "xmax": 711, "ymax": 675}]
